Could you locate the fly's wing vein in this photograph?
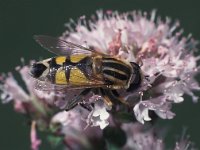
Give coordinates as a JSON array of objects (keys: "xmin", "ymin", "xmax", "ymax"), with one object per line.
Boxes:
[{"xmin": 34, "ymin": 35, "xmax": 104, "ymax": 56}]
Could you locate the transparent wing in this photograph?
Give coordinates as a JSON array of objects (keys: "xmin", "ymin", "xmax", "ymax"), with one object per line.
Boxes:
[
  {"xmin": 34, "ymin": 35, "xmax": 103, "ymax": 56},
  {"xmin": 34, "ymin": 80, "xmax": 69, "ymax": 92},
  {"xmin": 34, "ymin": 79, "xmax": 107, "ymax": 92}
]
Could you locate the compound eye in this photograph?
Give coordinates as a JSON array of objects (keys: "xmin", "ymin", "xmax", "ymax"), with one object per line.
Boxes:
[{"xmin": 30, "ymin": 63, "xmax": 47, "ymax": 78}]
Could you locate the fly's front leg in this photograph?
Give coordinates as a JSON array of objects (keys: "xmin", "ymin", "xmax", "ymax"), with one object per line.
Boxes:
[{"xmin": 65, "ymin": 88, "xmax": 91, "ymax": 111}]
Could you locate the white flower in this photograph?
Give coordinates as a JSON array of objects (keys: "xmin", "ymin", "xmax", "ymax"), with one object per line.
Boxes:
[
  {"xmin": 86, "ymin": 100, "xmax": 110, "ymax": 129},
  {"xmin": 133, "ymin": 96, "xmax": 175, "ymax": 124},
  {"xmin": 0, "ymin": 73, "xmax": 29, "ymax": 103},
  {"xmin": 51, "ymin": 110, "xmax": 82, "ymax": 131}
]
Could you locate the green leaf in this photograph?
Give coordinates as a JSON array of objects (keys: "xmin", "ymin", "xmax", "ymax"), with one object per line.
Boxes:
[
  {"xmin": 106, "ymin": 141, "xmax": 121, "ymax": 150},
  {"xmin": 47, "ymin": 135, "xmax": 63, "ymax": 147},
  {"xmin": 49, "ymin": 122, "xmax": 62, "ymax": 133}
]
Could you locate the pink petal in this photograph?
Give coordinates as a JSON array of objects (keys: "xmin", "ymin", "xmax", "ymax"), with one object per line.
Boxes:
[{"xmin": 30, "ymin": 121, "xmax": 41, "ymax": 150}]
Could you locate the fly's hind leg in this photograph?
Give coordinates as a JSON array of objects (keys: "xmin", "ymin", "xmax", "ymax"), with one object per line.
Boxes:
[
  {"xmin": 111, "ymin": 90, "xmax": 129, "ymax": 105},
  {"xmin": 100, "ymin": 89, "xmax": 129, "ymax": 107},
  {"xmin": 93, "ymin": 88, "xmax": 113, "ymax": 110},
  {"xmin": 79, "ymin": 101, "xmax": 93, "ymax": 111},
  {"xmin": 65, "ymin": 88, "xmax": 91, "ymax": 111}
]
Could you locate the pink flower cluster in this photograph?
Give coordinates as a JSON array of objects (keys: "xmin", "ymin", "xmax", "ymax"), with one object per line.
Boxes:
[{"xmin": 62, "ymin": 10, "xmax": 200, "ymax": 124}]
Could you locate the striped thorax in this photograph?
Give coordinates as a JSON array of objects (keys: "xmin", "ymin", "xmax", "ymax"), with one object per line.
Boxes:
[{"xmin": 91, "ymin": 55, "xmax": 134, "ymax": 89}]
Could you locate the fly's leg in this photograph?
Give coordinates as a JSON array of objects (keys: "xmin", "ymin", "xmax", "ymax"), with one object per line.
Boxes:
[
  {"xmin": 92, "ymin": 88, "xmax": 113, "ymax": 110},
  {"xmin": 103, "ymin": 96, "xmax": 113, "ymax": 110},
  {"xmin": 79, "ymin": 101, "xmax": 93, "ymax": 111},
  {"xmin": 65, "ymin": 88, "xmax": 91, "ymax": 111},
  {"xmin": 111, "ymin": 90, "xmax": 129, "ymax": 105},
  {"xmin": 101, "ymin": 89, "xmax": 129, "ymax": 106}
]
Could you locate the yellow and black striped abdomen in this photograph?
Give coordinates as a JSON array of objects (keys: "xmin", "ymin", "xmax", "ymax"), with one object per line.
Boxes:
[
  {"xmin": 48, "ymin": 55, "xmax": 93, "ymax": 85},
  {"xmin": 102, "ymin": 57, "xmax": 133, "ymax": 88}
]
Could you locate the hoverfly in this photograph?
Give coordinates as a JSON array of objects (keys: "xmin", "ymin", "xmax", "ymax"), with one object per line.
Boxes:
[{"xmin": 30, "ymin": 35, "xmax": 142, "ymax": 110}]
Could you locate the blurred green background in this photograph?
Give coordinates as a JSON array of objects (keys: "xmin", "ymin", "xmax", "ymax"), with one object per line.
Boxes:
[{"xmin": 0, "ymin": 0, "xmax": 200, "ymax": 149}]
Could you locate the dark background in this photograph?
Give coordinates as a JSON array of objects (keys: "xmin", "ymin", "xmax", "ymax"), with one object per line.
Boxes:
[{"xmin": 0, "ymin": 0, "xmax": 200, "ymax": 149}]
